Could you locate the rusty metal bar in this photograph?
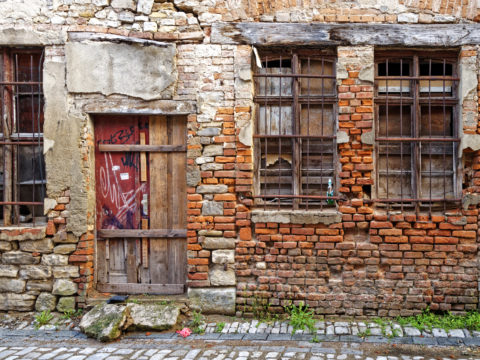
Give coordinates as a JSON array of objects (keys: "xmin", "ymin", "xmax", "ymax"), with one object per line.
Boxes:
[
  {"xmin": 254, "ymin": 134, "xmax": 336, "ymax": 139},
  {"xmin": 255, "ymin": 194, "xmax": 342, "ymax": 200},
  {"xmin": 375, "ymin": 198, "xmax": 460, "ymax": 203},
  {"xmin": 376, "ymin": 137, "xmax": 459, "ymax": 142},
  {"xmin": 254, "ymin": 73, "xmax": 336, "ymax": 79},
  {"xmin": 0, "ymin": 201, "xmax": 43, "ymax": 205},
  {"xmin": 0, "ymin": 81, "xmax": 42, "ymax": 85},
  {"xmin": 376, "ymin": 76, "xmax": 459, "ymax": 81}
]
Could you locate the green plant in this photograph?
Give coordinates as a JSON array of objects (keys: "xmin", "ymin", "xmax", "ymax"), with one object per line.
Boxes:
[
  {"xmin": 61, "ymin": 309, "xmax": 83, "ymax": 320},
  {"xmin": 191, "ymin": 310, "xmax": 205, "ymax": 334},
  {"xmin": 394, "ymin": 308, "xmax": 480, "ymax": 332},
  {"xmin": 357, "ymin": 328, "xmax": 371, "ymax": 338},
  {"xmin": 215, "ymin": 322, "xmax": 226, "ymax": 333},
  {"xmin": 285, "ymin": 302, "xmax": 316, "ymax": 335},
  {"xmin": 126, "ymin": 299, "xmax": 140, "ymax": 304},
  {"xmin": 35, "ymin": 310, "xmax": 53, "ymax": 329},
  {"xmin": 157, "ymin": 300, "xmax": 171, "ymax": 306}
]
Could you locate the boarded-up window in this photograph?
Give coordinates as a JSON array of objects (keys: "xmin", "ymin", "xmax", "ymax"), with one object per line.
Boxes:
[
  {"xmin": 254, "ymin": 50, "xmax": 337, "ymax": 209},
  {"xmin": 375, "ymin": 51, "xmax": 459, "ymax": 211},
  {"xmin": 0, "ymin": 48, "xmax": 45, "ymax": 225}
]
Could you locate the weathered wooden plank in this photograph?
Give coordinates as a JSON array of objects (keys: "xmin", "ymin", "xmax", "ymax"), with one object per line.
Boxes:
[
  {"xmin": 126, "ymin": 238, "xmax": 137, "ymax": 283},
  {"xmin": 108, "ymin": 238, "xmax": 127, "ymax": 284},
  {"xmin": 98, "ymin": 229, "xmax": 187, "ymax": 238},
  {"xmin": 98, "ymin": 144, "xmax": 187, "ymax": 152},
  {"xmin": 211, "ymin": 23, "xmax": 480, "ymax": 47},
  {"xmin": 168, "ymin": 116, "xmax": 187, "ymax": 286},
  {"xmin": 149, "ymin": 115, "xmax": 169, "ymax": 285},
  {"xmin": 140, "ymin": 133, "xmax": 147, "ymax": 182},
  {"xmin": 141, "ymin": 218, "xmax": 149, "ymax": 269},
  {"xmin": 95, "ymin": 235, "xmax": 108, "ymax": 284},
  {"xmin": 69, "ymin": 31, "xmax": 170, "ymax": 47},
  {"xmin": 97, "ymin": 283, "xmax": 184, "ymax": 295}
]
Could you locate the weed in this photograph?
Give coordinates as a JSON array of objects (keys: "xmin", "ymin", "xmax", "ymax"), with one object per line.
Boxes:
[
  {"xmin": 215, "ymin": 322, "xmax": 226, "ymax": 333},
  {"xmin": 35, "ymin": 310, "xmax": 53, "ymax": 329},
  {"xmin": 357, "ymin": 328, "xmax": 371, "ymax": 338},
  {"xmin": 285, "ymin": 302, "xmax": 316, "ymax": 335},
  {"xmin": 311, "ymin": 335, "xmax": 320, "ymax": 343},
  {"xmin": 395, "ymin": 308, "xmax": 480, "ymax": 332},
  {"xmin": 191, "ymin": 310, "xmax": 205, "ymax": 334},
  {"xmin": 157, "ymin": 300, "xmax": 172, "ymax": 306},
  {"xmin": 61, "ymin": 309, "xmax": 83, "ymax": 321},
  {"xmin": 126, "ymin": 299, "xmax": 140, "ymax": 304}
]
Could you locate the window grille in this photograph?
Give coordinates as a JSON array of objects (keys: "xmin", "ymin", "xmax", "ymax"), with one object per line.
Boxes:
[
  {"xmin": 254, "ymin": 50, "xmax": 338, "ymax": 209},
  {"xmin": 374, "ymin": 51, "xmax": 460, "ymax": 213},
  {"xmin": 0, "ymin": 48, "xmax": 45, "ymax": 225}
]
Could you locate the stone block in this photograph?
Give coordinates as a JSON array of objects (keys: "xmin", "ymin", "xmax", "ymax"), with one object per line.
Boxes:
[
  {"xmin": 127, "ymin": 303, "xmax": 179, "ymax": 330},
  {"xmin": 27, "ymin": 280, "xmax": 53, "ymax": 292},
  {"xmin": 54, "ymin": 244, "xmax": 77, "ymax": 254},
  {"xmin": 35, "ymin": 292, "xmax": 57, "ymax": 312},
  {"xmin": 80, "ymin": 303, "xmax": 129, "ymax": 342},
  {"xmin": 0, "ymin": 293, "xmax": 36, "ymax": 311},
  {"xmin": 42, "ymin": 254, "xmax": 68, "ymax": 266},
  {"xmin": 0, "ymin": 279, "xmax": 26, "ymax": 293},
  {"xmin": 198, "ymin": 127, "xmax": 221, "ymax": 136},
  {"xmin": 0, "ymin": 265, "xmax": 18, "ymax": 278},
  {"xmin": 111, "ymin": 0, "xmax": 135, "ymax": 10},
  {"xmin": 19, "ymin": 238, "xmax": 54, "ymax": 253},
  {"xmin": 53, "ymin": 232, "xmax": 78, "ymax": 244},
  {"xmin": 57, "ymin": 296, "xmax": 76, "ymax": 312},
  {"xmin": 53, "ymin": 266, "xmax": 80, "ymax": 278},
  {"xmin": 188, "ymin": 287, "xmax": 236, "ymax": 315},
  {"xmin": 2, "ymin": 251, "xmax": 40, "ymax": 265},
  {"xmin": 212, "ymin": 250, "xmax": 235, "ymax": 264},
  {"xmin": 66, "ymin": 41, "xmax": 176, "ymax": 101},
  {"xmin": 19, "ymin": 265, "xmax": 52, "ymax": 280},
  {"xmin": 197, "ymin": 185, "xmax": 228, "ymax": 194},
  {"xmin": 0, "ymin": 241, "xmax": 11, "ymax": 251},
  {"xmin": 203, "ymin": 145, "xmax": 223, "ymax": 156},
  {"xmin": 209, "ymin": 265, "xmax": 236, "ymax": 286},
  {"xmin": 202, "ymin": 201, "xmax": 224, "ymax": 216},
  {"xmin": 52, "ymin": 279, "xmax": 78, "ymax": 296},
  {"xmin": 186, "ymin": 165, "xmax": 201, "ymax": 187},
  {"xmin": 137, "ymin": 0, "xmax": 154, "ymax": 14},
  {"xmin": 203, "ymin": 237, "xmax": 235, "ymax": 249}
]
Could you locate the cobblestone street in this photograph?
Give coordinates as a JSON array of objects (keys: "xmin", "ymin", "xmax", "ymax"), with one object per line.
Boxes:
[{"xmin": 1, "ymin": 329, "xmax": 480, "ymax": 360}]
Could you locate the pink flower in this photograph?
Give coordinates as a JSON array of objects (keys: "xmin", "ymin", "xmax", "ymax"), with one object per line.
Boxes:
[{"xmin": 176, "ymin": 327, "xmax": 192, "ymax": 338}]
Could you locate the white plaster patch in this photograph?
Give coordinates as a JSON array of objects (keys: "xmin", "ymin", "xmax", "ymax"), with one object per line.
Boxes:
[{"xmin": 43, "ymin": 138, "xmax": 55, "ymax": 154}]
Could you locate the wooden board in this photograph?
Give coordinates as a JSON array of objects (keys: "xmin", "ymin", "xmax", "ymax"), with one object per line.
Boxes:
[
  {"xmin": 211, "ymin": 23, "xmax": 480, "ymax": 46},
  {"xmin": 97, "ymin": 229, "xmax": 187, "ymax": 238},
  {"xmin": 99, "ymin": 144, "xmax": 187, "ymax": 152},
  {"xmin": 149, "ymin": 115, "xmax": 169, "ymax": 285},
  {"xmin": 97, "ymin": 283, "xmax": 184, "ymax": 295}
]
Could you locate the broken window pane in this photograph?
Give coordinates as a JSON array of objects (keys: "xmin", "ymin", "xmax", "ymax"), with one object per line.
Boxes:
[
  {"xmin": 378, "ymin": 106, "xmax": 412, "ymax": 137},
  {"xmin": 300, "ymin": 58, "xmax": 335, "ymax": 96}
]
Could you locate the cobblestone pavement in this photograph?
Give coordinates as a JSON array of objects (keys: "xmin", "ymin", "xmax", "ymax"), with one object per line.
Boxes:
[{"xmin": 1, "ymin": 329, "xmax": 480, "ymax": 360}]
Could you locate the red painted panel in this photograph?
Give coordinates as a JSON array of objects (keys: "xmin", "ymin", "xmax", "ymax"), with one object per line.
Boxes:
[{"xmin": 95, "ymin": 116, "xmax": 149, "ymax": 230}]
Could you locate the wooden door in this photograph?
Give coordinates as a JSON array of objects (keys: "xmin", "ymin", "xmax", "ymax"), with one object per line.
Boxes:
[{"xmin": 94, "ymin": 115, "xmax": 187, "ymax": 294}]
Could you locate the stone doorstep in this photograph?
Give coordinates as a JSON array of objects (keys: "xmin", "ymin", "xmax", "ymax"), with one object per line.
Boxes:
[{"xmin": 85, "ymin": 292, "xmax": 189, "ymax": 309}]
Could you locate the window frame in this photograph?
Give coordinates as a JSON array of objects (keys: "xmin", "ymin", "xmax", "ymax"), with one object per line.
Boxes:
[
  {"xmin": 0, "ymin": 47, "xmax": 45, "ymax": 226},
  {"xmin": 374, "ymin": 50, "xmax": 461, "ymax": 212},
  {"xmin": 253, "ymin": 49, "xmax": 339, "ymax": 210}
]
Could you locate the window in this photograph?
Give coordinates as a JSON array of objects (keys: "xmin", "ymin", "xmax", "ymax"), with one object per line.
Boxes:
[
  {"xmin": 374, "ymin": 51, "xmax": 460, "ymax": 211},
  {"xmin": 0, "ymin": 48, "xmax": 45, "ymax": 225},
  {"xmin": 254, "ymin": 50, "xmax": 337, "ymax": 209}
]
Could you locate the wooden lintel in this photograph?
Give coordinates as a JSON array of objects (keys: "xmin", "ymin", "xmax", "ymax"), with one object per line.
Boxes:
[
  {"xmin": 211, "ymin": 23, "xmax": 480, "ymax": 47},
  {"xmin": 97, "ymin": 283, "xmax": 185, "ymax": 295},
  {"xmin": 98, "ymin": 229, "xmax": 187, "ymax": 238},
  {"xmin": 98, "ymin": 144, "xmax": 187, "ymax": 152}
]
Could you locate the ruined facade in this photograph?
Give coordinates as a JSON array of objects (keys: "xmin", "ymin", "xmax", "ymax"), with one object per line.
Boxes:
[{"xmin": 0, "ymin": 0, "xmax": 479, "ymax": 317}]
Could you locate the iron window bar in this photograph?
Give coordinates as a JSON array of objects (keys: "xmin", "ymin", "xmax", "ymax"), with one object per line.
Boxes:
[
  {"xmin": 254, "ymin": 51, "xmax": 337, "ymax": 210},
  {"xmin": 0, "ymin": 48, "xmax": 45, "ymax": 226},
  {"xmin": 374, "ymin": 52, "xmax": 459, "ymax": 214}
]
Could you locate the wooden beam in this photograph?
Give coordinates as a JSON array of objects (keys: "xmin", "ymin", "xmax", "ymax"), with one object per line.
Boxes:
[
  {"xmin": 98, "ymin": 229, "xmax": 187, "ymax": 238},
  {"xmin": 97, "ymin": 283, "xmax": 184, "ymax": 295},
  {"xmin": 211, "ymin": 23, "xmax": 480, "ymax": 47},
  {"xmin": 98, "ymin": 144, "xmax": 187, "ymax": 152}
]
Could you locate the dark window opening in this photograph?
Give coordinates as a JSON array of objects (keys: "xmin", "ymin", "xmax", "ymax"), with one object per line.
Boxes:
[{"xmin": 0, "ymin": 48, "xmax": 45, "ymax": 226}]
